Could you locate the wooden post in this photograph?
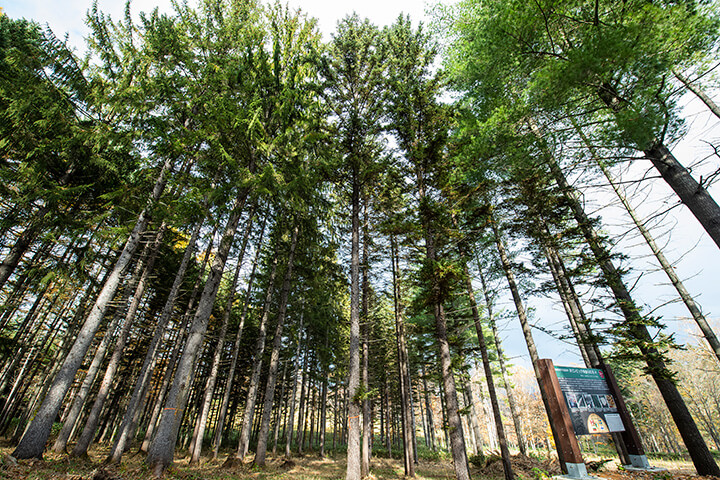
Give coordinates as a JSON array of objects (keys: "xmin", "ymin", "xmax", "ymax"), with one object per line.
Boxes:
[
  {"xmin": 537, "ymin": 359, "xmax": 589, "ymax": 478},
  {"xmin": 602, "ymin": 366, "xmax": 651, "ymax": 468}
]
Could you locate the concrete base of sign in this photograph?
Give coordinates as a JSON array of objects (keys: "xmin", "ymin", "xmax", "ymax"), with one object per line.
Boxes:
[
  {"xmin": 554, "ymin": 462, "xmax": 597, "ymax": 480},
  {"xmin": 622, "ymin": 454, "xmax": 666, "ymax": 472}
]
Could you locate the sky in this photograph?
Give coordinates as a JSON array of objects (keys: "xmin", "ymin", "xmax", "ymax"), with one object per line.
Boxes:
[{"xmin": 4, "ymin": 0, "xmax": 720, "ymax": 373}]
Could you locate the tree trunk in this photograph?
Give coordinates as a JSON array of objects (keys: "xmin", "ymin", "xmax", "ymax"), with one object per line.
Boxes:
[
  {"xmin": 254, "ymin": 224, "xmax": 300, "ymax": 466},
  {"xmin": 285, "ymin": 318, "xmax": 304, "ymax": 459},
  {"xmin": 190, "ymin": 213, "xmax": 257, "ymax": 464},
  {"xmin": 146, "ymin": 187, "xmax": 249, "ymax": 476},
  {"xmin": 106, "ymin": 219, "xmax": 203, "ymax": 464},
  {"xmin": 212, "ymin": 213, "xmax": 267, "ymax": 458},
  {"xmin": 346, "ymin": 170, "xmax": 362, "ymax": 480},
  {"xmin": 597, "ymin": 83, "xmax": 720, "ymax": 251},
  {"xmin": 589, "ymin": 145, "xmax": 720, "ymax": 365},
  {"xmin": 72, "ymin": 224, "xmax": 167, "ymax": 457},
  {"xmin": 416, "ymin": 165, "xmax": 470, "ymax": 480},
  {"xmin": 547, "ymin": 149, "xmax": 720, "ymax": 476},
  {"xmin": 476, "ymin": 266, "xmax": 527, "ymax": 457},
  {"xmin": 0, "ymin": 204, "xmax": 50, "ymax": 292},
  {"xmin": 231, "ymin": 245, "xmax": 280, "ymax": 462},
  {"xmin": 390, "ymin": 235, "xmax": 414, "ymax": 476},
  {"xmin": 12, "ymin": 155, "xmax": 174, "ymax": 460},
  {"xmin": 463, "ymin": 264, "xmax": 514, "ymax": 480},
  {"xmin": 361, "ymin": 198, "xmax": 371, "ymax": 477},
  {"xmin": 421, "ymin": 364, "xmax": 436, "ymax": 451}
]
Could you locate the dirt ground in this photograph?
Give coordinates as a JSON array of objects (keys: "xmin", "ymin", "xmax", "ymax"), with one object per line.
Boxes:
[{"xmin": 0, "ymin": 446, "xmax": 716, "ymax": 480}]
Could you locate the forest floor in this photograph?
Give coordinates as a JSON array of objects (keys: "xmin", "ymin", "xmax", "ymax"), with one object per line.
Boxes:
[{"xmin": 0, "ymin": 444, "xmax": 713, "ymax": 480}]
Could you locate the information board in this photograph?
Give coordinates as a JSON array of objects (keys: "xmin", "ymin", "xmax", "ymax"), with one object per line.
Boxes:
[{"xmin": 554, "ymin": 366, "xmax": 625, "ymax": 436}]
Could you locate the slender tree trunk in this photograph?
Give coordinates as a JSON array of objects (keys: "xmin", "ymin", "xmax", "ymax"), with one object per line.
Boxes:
[
  {"xmin": 212, "ymin": 214, "xmax": 267, "ymax": 458},
  {"xmin": 0, "ymin": 204, "xmax": 50, "ymax": 292},
  {"xmin": 255, "ymin": 224, "xmax": 300, "ymax": 466},
  {"xmin": 12, "ymin": 156, "xmax": 174, "ymax": 460},
  {"xmin": 106, "ymin": 220, "xmax": 203, "ymax": 464},
  {"xmin": 673, "ymin": 69, "xmax": 720, "ymax": 120},
  {"xmin": 230, "ymin": 246, "xmax": 280, "ymax": 463},
  {"xmin": 463, "ymin": 264, "xmax": 514, "ymax": 480},
  {"xmin": 346, "ymin": 171, "xmax": 362, "ymax": 480},
  {"xmin": 273, "ymin": 360, "xmax": 289, "ymax": 456},
  {"xmin": 140, "ymin": 231, "xmax": 215, "ymax": 454},
  {"xmin": 361, "ymin": 199, "xmax": 371, "ymax": 477},
  {"xmin": 421, "ymin": 364, "xmax": 436, "ymax": 451},
  {"xmin": 546, "ymin": 149, "xmax": 720, "ymax": 476},
  {"xmin": 146, "ymin": 187, "xmax": 249, "ymax": 476},
  {"xmin": 416, "ymin": 166, "xmax": 470, "ymax": 480},
  {"xmin": 390, "ymin": 235, "xmax": 414, "ymax": 476},
  {"xmin": 319, "ymin": 375, "xmax": 328, "ymax": 458},
  {"xmin": 190, "ymin": 214, "xmax": 257, "ymax": 464},
  {"xmin": 285, "ymin": 318, "xmax": 304, "ymax": 459},
  {"xmin": 477, "ymin": 266, "xmax": 527, "ymax": 457},
  {"xmin": 72, "ymin": 224, "xmax": 167, "ymax": 457},
  {"xmin": 590, "ymin": 147, "xmax": 720, "ymax": 365}
]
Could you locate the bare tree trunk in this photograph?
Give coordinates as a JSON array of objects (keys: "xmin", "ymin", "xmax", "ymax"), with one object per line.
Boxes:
[
  {"xmin": 190, "ymin": 213, "xmax": 257, "ymax": 464},
  {"xmin": 255, "ymin": 224, "xmax": 300, "ymax": 466},
  {"xmin": 421, "ymin": 364, "xmax": 436, "ymax": 451},
  {"xmin": 476, "ymin": 266, "xmax": 527, "ymax": 457},
  {"xmin": 390, "ymin": 235, "xmax": 414, "ymax": 476},
  {"xmin": 673, "ymin": 69, "xmax": 720, "ymax": 120},
  {"xmin": 284, "ymin": 318, "xmax": 304, "ymax": 459},
  {"xmin": 106, "ymin": 219, "xmax": 203, "ymax": 464},
  {"xmin": 273, "ymin": 360, "xmax": 289, "ymax": 456},
  {"xmin": 230, "ymin": 245, "xmax": 280, "ymax": 463},
  {"xmin": 463, "ymin": 263, "xmax": 514, "ymax": 480},
  {"xmin": 591, "ymin": 149, "xmax": 720, "ymax": 365},
  {"xmin": 319, "ymin": 375, "xmax": 328, "ymax": 458},
  {"xmin": 416, "ymin": 166, "xmax": 470, "ymax": 480},
  {"xmin": 146, "ymin": 187, "xmax": 249, "ymax": 476},
  {"xmin": 346, "ymin": 171, "xmax": 362, "ymax": 480},
  {"xmin": 361, "ymin": 199, "xmax": 371, "ymax": 477},
  {"xmin": 212, "ymin": 214, "xmax": 267, "ymax": 458},
  {"xmin": 12, "ymin": 156, "xmax": 174, "ymax": 460},
  {"xmin": 72, "ymin": 224, "xmax": 167, "ymax": 457}
]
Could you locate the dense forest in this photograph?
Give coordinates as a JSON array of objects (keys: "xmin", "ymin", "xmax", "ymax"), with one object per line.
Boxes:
[{"xmin": 1, "ymin": 0, "xmax": 720, "ymax": 479}]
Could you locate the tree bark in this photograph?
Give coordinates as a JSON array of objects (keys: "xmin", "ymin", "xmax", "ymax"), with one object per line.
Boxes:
[
  {"xmin": 12, "ymin": 155, "xmax": 174, "ymax": 460},
  {"xmin": 255, "ymin": 224, "xmax": 300, "ymax": 466},
  {"xmin": 106, "ymin": 219, "xmax": 203, "ymax": 464},
  {"xmin": 231, "ymin": 244, "xmax": 280, "ymax": 462},
  {"xmin": 284, "ymin": 317, "xmax": 304, "ymax": 459},
  {"xmin": 146, "ymin": 187, "xmax": 248, "ymax": 476},
  {"xmin": 346, "ymin": 170, "xmax": 362, "ymax": 480},
  {"xmin": 463, "ymin": 264, "xmax": 514, "ymax": 480},
  {"xmin": 477, "ymin": 266, "xmax": 527, "ymax": 457}
]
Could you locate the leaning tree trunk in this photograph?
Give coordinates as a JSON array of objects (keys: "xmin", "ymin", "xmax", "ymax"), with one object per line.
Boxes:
[
  {"xmin": 254, "ymin": 224, "xmax": 300, "ymax": 466},
  {"xmin": 12, "ymin": 156, "xmax": 174, "ymax": 460},
  {"xmin": 546, "ymin": 146, "xmax": 720, "ymax": 476},
  {"xmin": 106, "ymin": 219, "xmax": 204, "ymax": 464},
  {"xmin": 72, "ymin": 224, "xmax": 167, "ymax": 457},
  {"xmin": 229, "ymin": 247, "xmax": 280, "ymax": 463},
  {"xmin": 463, "ymin": 263, "xmax": 514, "ymax": 480},
  {"xmin": 189, "ymin": 212, "xmax": 256, "ymax": 465},
  {"xmin": 211, "ymin": 214, "xmax": 266, "ymax": 458},
  {"xmin": 597, "ymin": 83, "xmax": 720, "ymax": 251},
  {"xmin": 477, "ymin": 266, "xmax": 527, "ymax": 457},
  {"xmin": 582, "ymin": 135, "xmax": 720, "ymax": 365},
  {"xmin": 0, "ymin": 204, "xmax": 51, "ymax": 292},
  {"xmin": 146, "ymin": 187, "xmax": 249, "ymax": 476}
]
